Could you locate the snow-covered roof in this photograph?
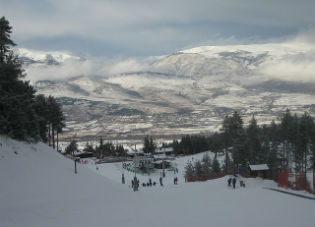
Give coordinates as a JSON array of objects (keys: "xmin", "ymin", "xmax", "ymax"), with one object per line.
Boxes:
[
  {"xmin": 249, "ymin": 164, "xmax": 269, "ymax": 171},
  {"xmin": 154, "ymin": 154, "xmax": 167, "ymax": 159},
  {"xmin": 153, "ymin": 160, "xmax": 170, "ymax": 164},
  {"xmin": 126, "ymin": 150, "xmax": 144, "ymax": 155},
  {"xmin": 155, "ymin": 147, "xmax": 173, "ymax": 153}
]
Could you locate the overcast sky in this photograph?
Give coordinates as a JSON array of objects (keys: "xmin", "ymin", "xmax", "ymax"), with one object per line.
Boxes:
[{"xmin": 1, "ymin": 0, "xmax": 314, "ymax": 57}]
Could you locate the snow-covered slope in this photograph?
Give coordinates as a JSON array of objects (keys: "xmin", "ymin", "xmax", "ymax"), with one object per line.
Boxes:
[
  {"xmin": 16, "ymin": 48, "xmax": 80, "ymax": 65},
  {"xmin": 0, "ymin": 136, "xmax": 314, "ymax": 227}
]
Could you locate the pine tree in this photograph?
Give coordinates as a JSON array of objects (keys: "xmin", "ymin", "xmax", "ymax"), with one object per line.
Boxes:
[
  {"xmin": 212, "ymin": 154, "xmax": 221, "ymax": 173},
  {"xmin": 96, "ymin": 137, "xmax": 104, "ymax": 158},
  {"xmin": 184, "ymin": 161, "xmax": 194, "ymax": 176},
  {"xmin": 149, "ymin": 136, "xmax": 156, "ymax": 154},
  {"xmin": 246, "ymin": 115, "xmax": 261, "ymax": 164},
  {"xmin": 297, "ymin": 113, "xmax": 313, "ymax": 177},
  {"xmin": 65, "ymin": 140, "xmax": 78, "ymax": 155},
  {"xmin": 0, "ymin": 17, "xmax": 16, "ymax": 63},
  {"xmin": 194, "ymin": 160, "xmax": 203, "ymax": 175},
  {"xmin": 83, "ymin": 142, "xmax": 94, "ymax": 154},
  {"xmin": 172, "ymin": 139, "xmax": 182, "ymax": 155},
  {"xmin": 222, "ymin": 151, "xmax": 233, "ymax": 173},
  {"xmin": 201, "ymin": 153, "xmax": 212, "ymax": 174},
  {"xmin": 222, "ymin": 111, "xmax": 244, "ymax": 146},
  {"xmin": 0, "ymin": 17, "xmax": 65, "ymax": 142},
  {"xmin": 143, "ymin": 135, "xmax": 155, "ymax": 154},
  {"xmin": 115, "ymin": 144, "xmax": 125, "ymax": 156},
  {"xmin": 0, "ymin": 20, "xmax": 38, "ymax": 140},
  {"xmin": 279, "ymin": 109, "xmax": 294, "ymax": 169},
  {"xmin": 33, "ymin": 95, "xmax": 49, "ymax": 142}
]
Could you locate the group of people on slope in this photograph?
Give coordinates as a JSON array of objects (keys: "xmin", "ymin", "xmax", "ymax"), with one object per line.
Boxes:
[
  {"xmin": 131, "ymin": 176, "xmax": 179, "ymax": 189},
  {"xmin": 227, "ymin": 176, "xmax": 246, "ymax": 189}
]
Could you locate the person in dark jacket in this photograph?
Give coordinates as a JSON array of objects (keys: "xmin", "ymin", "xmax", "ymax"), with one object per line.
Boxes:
[
  {"xmin": 228, "ymin": 178, "xmax": 232, "ymax": 187},
  {"xmin": 159, "ymin": 176, "xmax": 163, "ymax": 186},
  {"xmin": 232, "ymin": 177, "xmax": 236, "ymax": 189}
]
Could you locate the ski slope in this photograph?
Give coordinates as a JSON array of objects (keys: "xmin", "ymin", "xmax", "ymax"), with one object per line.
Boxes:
[{"xmin": 0, "ymin": 136, "xmax": 314, "ymax": 227}]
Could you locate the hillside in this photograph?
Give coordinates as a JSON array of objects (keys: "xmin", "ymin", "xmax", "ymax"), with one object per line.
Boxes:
[
  {"xmin": 18, "ymin": 41, "xmax": 315, "ymax": 141},
  {"xmin": 0, "ymin": 136, "xmax": 314, "ymax": 226}
]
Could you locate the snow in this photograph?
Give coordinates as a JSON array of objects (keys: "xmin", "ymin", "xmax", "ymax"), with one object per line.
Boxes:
[
  {"xmin": 249, "ymin": 164, "xmax": 269, "ymax": 171},
  {"xmin": 0, "ymin": 136, "xmax": 314, "ymax": 227},
  {"xmin": 179, "ymin": 42, "xmax": 315, "ymax": 59},
  {"xmin": 273, "ymin": 93, "xmax": 315, "ymax": 106},
  {"xmin": 16, "ymin": 48, "xmax": 78, "ymax": 63}
]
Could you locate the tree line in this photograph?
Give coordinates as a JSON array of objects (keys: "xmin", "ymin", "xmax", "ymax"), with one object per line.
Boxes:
[
  {"xmin": 0, "ymin": 17, "xmax": 65, "ymax": 146},
  {"xmin": 170, "ymin": 110, "xmax": 315, "ymax": 180},
  {"xmin": 65, "ymin": 137, "xmax": 125, "ymax": 158},
  {"xmin": 184, "ymin": 152, "xmax": 225, "ymax": 177}
]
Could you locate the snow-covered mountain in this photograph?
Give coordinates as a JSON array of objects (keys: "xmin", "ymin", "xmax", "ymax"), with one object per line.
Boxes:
[
  {"xmin": 20, "ymin": 42, "xmax": 315, "ymax": 141},
  {"xmin": 16, "ymin": 48, "xmax": 81, "ymax": 65}
]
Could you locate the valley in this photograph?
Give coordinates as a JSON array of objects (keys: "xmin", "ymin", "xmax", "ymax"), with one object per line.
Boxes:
[{"xmin": 18, "ymin": 43, "xmax": 315, "ymax": 142}]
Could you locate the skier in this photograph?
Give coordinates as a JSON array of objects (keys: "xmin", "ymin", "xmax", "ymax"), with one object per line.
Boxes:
[
  {"xmin": 228, "ymin": 178, "xmax": 232, "ymax": 187},
  {"xmin": 174, "ymin": 177, "xmax": 176, "ymax": 185},
  {"xmin": 232, "ymin": 177, "xmax": 236, "ymax": 189},
  {"xmin": 159, "ymin": 176, "xmax": 163, "ymax": 186},
  {"xmin": 149, "ymin": 178, "xmax": 152, "ymax": 186}
]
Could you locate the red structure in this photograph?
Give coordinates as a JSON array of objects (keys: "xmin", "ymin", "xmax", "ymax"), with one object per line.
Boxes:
[
  {"xmin": 278, "ymin": 170, "xmax": 288, "ymax": 188},
  {"xmin": 278, "ymin": 170, "xmax": 314, "ymax": 194}
]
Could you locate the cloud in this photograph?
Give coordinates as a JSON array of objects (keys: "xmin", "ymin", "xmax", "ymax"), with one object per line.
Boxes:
[
  {"xmin": 24, "ymin": 57, "xmax": 152, "ymax": 82},
  {"xmin": 23, "ymin": 31, "xmax": 314, "ymax": 85},
  {"xmin": 2, "ymin": 0, "xmax": 314, "ymax": 57},
  {"xmin": 259, "ymin": 51, "xmax": 315, "ymax": 83}
]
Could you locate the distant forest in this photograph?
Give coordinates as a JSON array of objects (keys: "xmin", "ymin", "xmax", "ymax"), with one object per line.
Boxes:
[{"xmin": 171, "ymin": 110, "xmax": 315, "ymax": 181}]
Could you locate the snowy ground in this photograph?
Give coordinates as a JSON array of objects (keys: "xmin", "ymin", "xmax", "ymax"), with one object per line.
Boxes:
[{"xmin": 0, "ymin": 136, "xmax": 314, "ymax": 227}]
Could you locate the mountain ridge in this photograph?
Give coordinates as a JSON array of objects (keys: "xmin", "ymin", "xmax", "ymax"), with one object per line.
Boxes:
[{"xmin": 20, "ymin": 43, "xmax": 315, "ymax": 141}]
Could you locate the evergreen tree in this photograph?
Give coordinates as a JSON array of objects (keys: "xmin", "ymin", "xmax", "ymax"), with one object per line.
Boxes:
[
  {"xmin": 232, "ymin": 129, "xmax": 248, "ymax": 167},
  {"xmin": 0, "ymin": 22, "xmax": 37, "ymax": 140},
  {"xmin": 279, "ymin": 109, "xmax": 294, "ymax": 169},
  {"xmin": 194, "ymin": 160, "xmax": 203, "ymax": 175},
  {"xmin": 0, "ymin": 17, "xmax": 16, "ymax": 63},
  {"xmin": 222, "ymin": 151, "xmax": 233, "ymax": 173},
  {"xmin": 0, "ymin": 17, "xmax": 65, "ymax": 142},
  {"xmin": 172, "ymin": 139, "xmax": 182, "ymax": 155},
  {"xmin": 115, "ymin": 144, "xmax": 125, "ymax": 156},
  {"xmin": 212, "ymin": 154, "xmax": 221, "ymax": 173},
  {"xmin": 184, "ymin": 161, "xmax": 194, "ymax": 176},
  {"xmin": 65, "ymin": 140, "xmax": 78, "ymax": 155},
  {"xmin": 246, "ymin": 116, "xmax": 262, "ymax": 164},
  {"xmin": 143, "ymin": 135, "xmax": 155, "ymax": 154},
  {"xmin": 222, "ymin": 111, "xmax": 244, "ymax": 146},
  {"xmin": 297, "ymin": 112, "xmax": 313, "ymax": 176},
  {"xmin": 33, "ymin": 95, "xmax": 49, "ymax": 142},
  {"xmin": 201, "ymin": 152, "xmax": 212, "ymax": 174},
  {"xmin": 83, "ymin": 142, "xmax": 94, "ymax": 154},
  {"xmin": 149, "ymin": 136, "xmax": 155, "ymax": 154}
]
